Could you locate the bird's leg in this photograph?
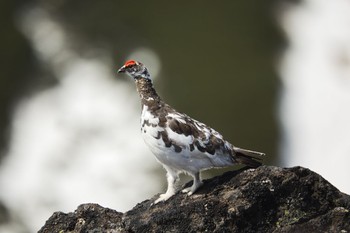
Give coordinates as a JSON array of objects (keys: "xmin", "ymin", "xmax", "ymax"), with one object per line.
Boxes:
[
  {"xmin": 182, "ymin": 172, "xmax": 203, "ymax": 195},
  {"xmin": 154, "ymin": 166, "xmax": 178, "ymax": 204}
]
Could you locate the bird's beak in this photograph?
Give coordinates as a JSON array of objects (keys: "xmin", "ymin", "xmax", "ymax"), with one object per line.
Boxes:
[{"xmin": 118, "ymin": 65, "xmax": 126, "ymax": 73}]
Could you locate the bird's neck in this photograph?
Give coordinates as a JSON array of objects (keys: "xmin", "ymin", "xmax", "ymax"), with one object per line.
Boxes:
[{"xmin": 135, "ymin": 78, "xmax": 162, "ymax": 108}]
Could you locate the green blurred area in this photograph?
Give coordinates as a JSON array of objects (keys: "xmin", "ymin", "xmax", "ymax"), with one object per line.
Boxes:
[{"xmin": 0, "ymin": 1, "xmax": 282, "ymax": 164}]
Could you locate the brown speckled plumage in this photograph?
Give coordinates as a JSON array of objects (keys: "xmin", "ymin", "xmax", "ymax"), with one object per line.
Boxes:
[{"xmin": 118, "ymin": 60, "xmax": 265, "ymax": 204}]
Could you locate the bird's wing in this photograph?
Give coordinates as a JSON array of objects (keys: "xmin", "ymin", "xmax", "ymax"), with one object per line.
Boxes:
[{"xmin": 165, "ymin": 112, "xmax": 232, "ymax": 156}]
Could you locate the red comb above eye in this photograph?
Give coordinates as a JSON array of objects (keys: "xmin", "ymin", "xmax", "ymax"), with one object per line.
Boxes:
[{"xmin": 124, "ymin": 60, "xmax": 136, "ymax": 66}]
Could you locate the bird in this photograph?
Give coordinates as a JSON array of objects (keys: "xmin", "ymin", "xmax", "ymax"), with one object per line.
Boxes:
[{"xmin": 117, "ymin": 60, "xmax": 265, "ymax": 204}]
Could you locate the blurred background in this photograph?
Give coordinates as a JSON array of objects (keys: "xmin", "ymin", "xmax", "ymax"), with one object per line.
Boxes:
[{"xmin": 0, "ymin": 0, "xmax": 350, "ymax": 232}]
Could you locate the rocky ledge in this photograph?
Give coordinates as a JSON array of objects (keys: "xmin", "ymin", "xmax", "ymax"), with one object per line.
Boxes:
[{"xmin": 39, "ymin": 166, "xmax": 350, "ymax": 233}]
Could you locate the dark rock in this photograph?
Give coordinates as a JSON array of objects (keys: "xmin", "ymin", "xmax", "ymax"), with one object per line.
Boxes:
[
  {"xmin": 38, "ymin": 166, "xmax": 350, "ymax": 233},
  {"xmin": 39, "ymin": 204, "xmax": 123, "ymax": 233}
]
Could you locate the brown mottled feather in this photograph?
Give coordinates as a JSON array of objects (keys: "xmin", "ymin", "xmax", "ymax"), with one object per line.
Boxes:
[{"xmin": 135, "ymin": 77, "xmax": 263, "ymax": 167}]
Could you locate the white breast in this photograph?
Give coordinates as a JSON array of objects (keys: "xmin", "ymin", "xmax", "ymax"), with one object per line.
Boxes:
[
  {"xmin": 140, "ymin": 106, "xmax": 233, "ymax": 172},
  {"xmin": 140, "ymin": 105, "xmax": 165, "ymax": 155}
]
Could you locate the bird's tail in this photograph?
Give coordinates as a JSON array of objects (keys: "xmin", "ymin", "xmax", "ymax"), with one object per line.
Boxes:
[{"xmin": 233, "ymin": 147, "xmax": 265, "ymax": 168}]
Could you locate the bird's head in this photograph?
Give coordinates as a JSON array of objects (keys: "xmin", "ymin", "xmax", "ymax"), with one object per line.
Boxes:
[{"xmin": 117, "ymin": 60, "xmax": 151, "ymax": 80}]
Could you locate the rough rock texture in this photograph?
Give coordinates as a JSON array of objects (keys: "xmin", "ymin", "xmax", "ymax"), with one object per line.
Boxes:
[{"xmin": 39, "ymin": 166, "xmax": 350, "ymax": 233}]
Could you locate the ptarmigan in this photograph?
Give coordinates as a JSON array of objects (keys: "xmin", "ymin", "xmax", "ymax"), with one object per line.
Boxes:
[{"xmin": 118, "ymin": 60, "xmax": 265, "ymax": 204}]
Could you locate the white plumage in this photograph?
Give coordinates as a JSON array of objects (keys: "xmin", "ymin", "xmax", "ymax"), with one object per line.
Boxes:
[{"xmin": 118, "ymin": 60, "xmax": 264, "ymax": 203}]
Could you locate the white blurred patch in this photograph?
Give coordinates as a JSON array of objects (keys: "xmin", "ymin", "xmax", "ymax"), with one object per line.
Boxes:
[
  {"xmin": 279, "ymin": 0, "xmax": 350, "ymax": 194},
  {"xmin": 0, "ymin": 6, "xmax": 162, "ymax": 233}
]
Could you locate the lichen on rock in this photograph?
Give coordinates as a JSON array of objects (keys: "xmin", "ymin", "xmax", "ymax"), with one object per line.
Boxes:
[{"xmin": 39, "ymin": 166, "xmax": 350, "ymax": 233}]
